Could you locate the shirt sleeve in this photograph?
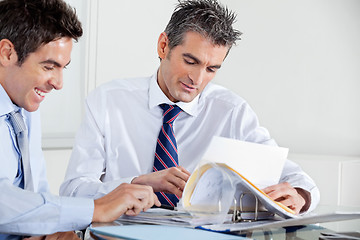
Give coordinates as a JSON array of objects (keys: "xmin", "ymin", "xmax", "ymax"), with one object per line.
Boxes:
[
  {"xmin": 60, "ymin": 95, "xmax": 134, "ymax": 199},
  {"xmin": 0, "ymin": 179, "xmax": 94, "ymax": 235}
]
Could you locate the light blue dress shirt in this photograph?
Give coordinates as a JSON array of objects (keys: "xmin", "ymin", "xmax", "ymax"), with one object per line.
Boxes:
[
  {"xmin": 60, "ymin": 73, "xmax": 320, "ymax": 213},
  {"xmin": 0, "ymin": 85, "xmax": 94, "ymax": 239}
]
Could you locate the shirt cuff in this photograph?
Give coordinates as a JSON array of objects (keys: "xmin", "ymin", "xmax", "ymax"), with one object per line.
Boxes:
[{"xmin": 59, "ymin": 196, "xmax": 94, "ymax": 230}]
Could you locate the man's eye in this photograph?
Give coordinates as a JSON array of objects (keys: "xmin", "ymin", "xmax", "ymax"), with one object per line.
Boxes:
[
  {"xmin": 44, "ymin": 66, "xmax": 54, "ymax": 71},
  {"xmin": 184, "ymin": 59, "xmax": 195, "ymax": 65},
  {"xmin": 207, "ymin": 67, "xmax": 215, "ymax": 73}
]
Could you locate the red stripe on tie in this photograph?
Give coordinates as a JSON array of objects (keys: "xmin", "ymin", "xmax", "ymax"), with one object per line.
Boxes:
[
  {"xmin": 166, "ymin": 111, "xmax": 181, "ymax": 124},
  {"xmin": 160, "ymin": 192, "xmax": 175, "ymax": 207},
  {"xmin": 157, "ymin": 139, "xmax": 178, "ymax": 167},
  {"xmin": 169, "ymin": 123, "xmax": 176, "ymax": 139},
  {"xmin": 163, "ymin": 105, "xmax": 173, "ymax": 117},
  {"xmin": 161, "ymin": 126, "xmax": 177, "ymax": 154},
  {"xmin": 155, "ymin": 152, "xmax": 169, "ymax": 169}
]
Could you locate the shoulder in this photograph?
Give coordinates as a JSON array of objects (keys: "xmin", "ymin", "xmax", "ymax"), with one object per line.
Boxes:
[
  {"xmin": 86, "ymin": 76, "xmax": 151, "ymax": 103},
  {"xmin": 91, "ymin": 76, "xmax": 151, "ymax": 96},
  {"xmin": 199, "ymin": 82, "xmax": 248, "ymax": 110}
]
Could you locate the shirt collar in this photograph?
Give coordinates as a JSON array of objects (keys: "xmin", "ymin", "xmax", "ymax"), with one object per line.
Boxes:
[
  {"xmin": 148, "ymin": 72, "xmax": 200, "ymax": 117},
  {"xmin": 0, "ymin": 84, "xmax": 22, "ymax": 117}
]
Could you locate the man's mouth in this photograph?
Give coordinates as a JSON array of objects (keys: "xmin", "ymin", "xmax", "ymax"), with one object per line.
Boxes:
[
  {"xmin": 181, "ymin": 82, "xmax": 196, "ymax": 90},
  {"xmin": 35, "ymin": 88, "xmax": 47, "ymax": 97}
]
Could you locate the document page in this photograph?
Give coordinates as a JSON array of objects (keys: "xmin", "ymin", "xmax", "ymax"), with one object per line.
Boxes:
[{"xmin": 201, "ymin": 136, "xmax": 289, "ymax": 188}]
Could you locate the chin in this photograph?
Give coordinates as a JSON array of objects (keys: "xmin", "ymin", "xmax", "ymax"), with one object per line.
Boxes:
[
  {"xmin": 24, "ymin": 104, "xmax": 40, "ymax": 112},
  {"xmin": 180, "ymin": 95, "xmax": 197, "ymax": 103}
]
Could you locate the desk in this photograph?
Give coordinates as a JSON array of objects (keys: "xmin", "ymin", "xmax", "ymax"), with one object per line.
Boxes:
[{"xmin": 85, "ymin": 205, "xmax": 360, "ymax": 240}]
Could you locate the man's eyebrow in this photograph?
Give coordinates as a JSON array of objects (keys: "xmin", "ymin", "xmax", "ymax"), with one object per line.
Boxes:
[
  {"xmin": 40, "ymin": 59, "xmax": 71, "ymax": 68},
  {"xmin": 183, "ymin": 53, "xmax": 222, "ymax": 69},
  {"xmin": 183, "ymin": 53, "xmax": 200, "ymax": 64}
]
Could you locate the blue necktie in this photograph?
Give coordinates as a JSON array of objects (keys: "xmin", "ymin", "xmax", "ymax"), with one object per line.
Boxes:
[
  {"xmin": 8, "ymin": 111, "xmax": 33, "ymax": 190},
  {"xmin": 153, "ymin": 104, "xmax": 182, "ymax": 207}
]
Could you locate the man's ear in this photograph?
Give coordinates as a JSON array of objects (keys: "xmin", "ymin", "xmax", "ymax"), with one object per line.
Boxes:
[
  {"xmin": 157, "ymin": 32, "xmax": 169, "ymax": 60},
  {"xmin": 0, "ymin": 39, "xmax": 17, "ymax": 66}
]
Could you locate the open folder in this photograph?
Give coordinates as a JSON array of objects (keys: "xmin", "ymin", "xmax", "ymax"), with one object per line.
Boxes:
[
  {"xmin": 118, "ymin": 136, "xmax": 360, "ymax": 232},
  {"xmin": 179, "ymin": 136, "xmax": 295, "ymax": 222},
  {"xmin": 181, "ymin": 162, "xmax": 296, "ymax": 220}
]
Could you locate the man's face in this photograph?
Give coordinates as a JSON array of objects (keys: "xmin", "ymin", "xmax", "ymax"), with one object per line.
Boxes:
[
  {"xmin": 157, "ymin": 31, "xmax": 229, "ymax": 103},
  {"xmin": 0, "ymin": 37, "xmax": 73, "ymax": 112}
]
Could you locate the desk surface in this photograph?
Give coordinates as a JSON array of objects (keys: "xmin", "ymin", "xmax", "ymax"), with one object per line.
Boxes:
[{"xmin": 85, "ymin": 205, "xmax": 360, "ymax": 240}]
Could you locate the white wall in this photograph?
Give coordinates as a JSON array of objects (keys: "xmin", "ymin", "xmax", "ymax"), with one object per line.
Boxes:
[{"xmin": 92, "ymin": 0, "xmax": 360, "ymax": 157}]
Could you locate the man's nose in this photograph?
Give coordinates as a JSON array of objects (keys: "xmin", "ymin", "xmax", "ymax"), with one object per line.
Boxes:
[
  {"xmin": 189, "ymin": 69, "xmax": 205, "ymax": 86},
  {"xmin": 49, "ymin": 71, "xmax": 63, "ymax": 90}
]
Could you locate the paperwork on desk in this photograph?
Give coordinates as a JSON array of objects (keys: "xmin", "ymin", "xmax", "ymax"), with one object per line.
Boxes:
[
  {"xmin": 199, "ymin": 211, "xmax": 360, "ymax": 232},
  {"xmin": 117, "ymin": 136, "xmax": 360, "ymax": 232},
  {"xmin": 119, "ymin": 208, "xmax": 233, "ymax": 227},
  {"xmin": 119, "ymin": 209, "xmax": 360, "ymax": 233},
  {"xmin": 179, "ymin": 136, "xmax": 295, "ymax": 221},
  {"xmin": 89, "ymin": 225, "xmax": 251, "ymax": 240}
]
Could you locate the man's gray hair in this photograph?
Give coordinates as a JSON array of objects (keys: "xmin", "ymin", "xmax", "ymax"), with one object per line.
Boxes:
[{"xmin": 164, "ymin": 0, "xmax": 242, "ymax": 49}]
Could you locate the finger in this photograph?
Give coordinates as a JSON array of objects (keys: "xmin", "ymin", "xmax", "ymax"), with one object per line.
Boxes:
[
  {"xmin": 266, "ymin": 190, "xmax": 287, "ymax": 202},
  {"xmin": 152, "ymin": 193, "xmax": 161, "ymax": 207},
  {"xmin": 125, "ymin": 196, "xmax": 147, "ymax": 216},
  {"xmin": 168, "ymin": 176, "xmax": 187, "ymax": 192},
  {"xmin": 167, "ymin": 168, "xmax": 189, "ymax": 190},
  {"xmin": 277, "ymin": 196, "xmax": 295, "ymax": 208},
  {"xmin": 264, "ymin": 182, "xmax": 296, "ymax": 201},
  {"xmin": 162, "ymin": 180, "xmax": 184, "ymax": 196},
  {"xmin": 169, "ymin": 167, "xmax": 190, "ymax": 182},
  {"xmin": 262, "ymin": 185, "xmax": 276, "ymax": 194},
  {"xmin": 129, "ymin": 185, "xmax": 160, "ymax": 212},
  {"xmin": 263, "ymin": 182, "xmax": 289, "ymax": 194},
  {"xmin": 177, "ymin": 166, "xmax": 191, "ymax": 177},
  {"xmin": 130, "ymin": 185, "xmax": 154, "ymax": 207}
]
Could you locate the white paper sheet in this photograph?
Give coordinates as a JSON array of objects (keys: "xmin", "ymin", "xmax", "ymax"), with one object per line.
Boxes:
[{"xmin": 200, "ymin": 136, "xmax": 289, "ymax": 188}]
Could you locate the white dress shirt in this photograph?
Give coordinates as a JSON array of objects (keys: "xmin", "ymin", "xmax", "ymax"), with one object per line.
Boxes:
[
  {"xmin": 60, "ymin": 73, "xmax": 320, "ymax": 213},
  {"xmin": 0, "ymin": 85, "xmax": 93, "ymax": 239}
]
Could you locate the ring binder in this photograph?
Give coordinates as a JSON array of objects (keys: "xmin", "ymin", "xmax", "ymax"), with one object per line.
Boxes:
[
  {"xmin": 232, "ymin": 192, "xmax": 274, "ymax": 223},
  {"xmin": 232, "ymin": 192, "xmax": 258, "ymax": 222}
]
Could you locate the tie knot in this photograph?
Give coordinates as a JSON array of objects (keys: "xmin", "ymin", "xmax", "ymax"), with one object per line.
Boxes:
[
  {"xmin": 160, "ymin": 104, "xmax": 182, "ymax": 124},
  {"xmin": 8, "ymin": 111, "xmax": 27, "ymax": 135}
]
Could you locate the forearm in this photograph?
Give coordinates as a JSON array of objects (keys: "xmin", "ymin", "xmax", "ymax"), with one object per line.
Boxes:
[{"xmin": 0, "ymin": 180, "xmax": 93, "ymax": 235}]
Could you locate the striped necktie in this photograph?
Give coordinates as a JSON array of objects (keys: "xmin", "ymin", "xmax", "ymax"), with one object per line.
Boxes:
[
  {"xmin": 8, "ymin": 111, "xmax": 33, "ymax": 191},
  {"xmin": 153, "ymin": 104, "xmax": 182, "ymax": 207}
]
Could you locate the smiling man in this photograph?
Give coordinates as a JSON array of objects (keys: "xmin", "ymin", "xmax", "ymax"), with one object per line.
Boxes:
[
  {"xmin": 1, "ymin": 37, "xmax": 71, "ymax": 112},
  {"xmin": 0, "ymin": 0, "xmax": 159, "ymax": 239},
  {"xmin": 61, "ymin": 0, "xmax": 320, "ymax": 215}
]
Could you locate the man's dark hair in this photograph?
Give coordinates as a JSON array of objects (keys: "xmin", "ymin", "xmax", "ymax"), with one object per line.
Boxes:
[
  {"xmin": 164, "ymin": 0, "xmax": 242, "ymax": 50},
  {"xmin": 0, "ymin": 0, "xmax": 83, "ymax": 65}
]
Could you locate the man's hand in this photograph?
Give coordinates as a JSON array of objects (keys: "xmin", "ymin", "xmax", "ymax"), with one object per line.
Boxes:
[
  {"xmin": 131, "ymin": 166, "xmax": 191, "ymax": 197},
  {"xmin": 92, "ymin": 183, "xmax": 160, "ymax": 223},
  {"xmin": 262, "ymin": 182, "xmax": 311, "ymax": 214},
  {"xmin": 23, "ymin": 231, "xmax": 80, "ymax": 240}
]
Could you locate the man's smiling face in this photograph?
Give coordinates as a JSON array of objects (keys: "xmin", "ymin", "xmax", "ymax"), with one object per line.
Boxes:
[{"xmin": 0, "ymin": 37, "xmax": 73, "ymax": 112}]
